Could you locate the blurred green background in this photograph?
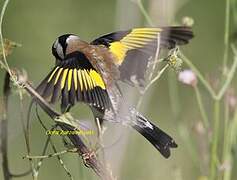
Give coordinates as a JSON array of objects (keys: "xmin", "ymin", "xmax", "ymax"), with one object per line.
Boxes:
[{"xmin": 0, "ymin": 0, "xmax": 237, "ymax": 180}]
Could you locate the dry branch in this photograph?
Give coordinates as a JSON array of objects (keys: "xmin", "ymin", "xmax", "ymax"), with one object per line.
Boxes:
[{"xmin": 1, "ymin": 69, "xmax": 114, "ymax": 180}]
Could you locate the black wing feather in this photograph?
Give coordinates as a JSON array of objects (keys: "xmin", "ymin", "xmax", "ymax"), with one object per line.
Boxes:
[{"xmin": 36, "ymin": 53, "xmax": 112, "ymax": 113}]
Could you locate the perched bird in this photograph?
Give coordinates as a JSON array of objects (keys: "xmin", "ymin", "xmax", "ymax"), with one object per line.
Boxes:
[{"xmin": 36, "ymin": 26, "xmax": 193, "ymax": 158}]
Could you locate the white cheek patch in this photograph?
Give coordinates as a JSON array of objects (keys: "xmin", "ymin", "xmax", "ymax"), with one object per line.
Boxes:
[{"xmin": 54, "ymin": 39, "xmax": 64, "ymax": 59}]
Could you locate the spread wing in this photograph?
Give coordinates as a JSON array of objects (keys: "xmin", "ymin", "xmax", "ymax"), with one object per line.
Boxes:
[
  {"xmin": 91, "ymin": 26, "xmax": 193, "ymax": 86},
  {"xmin": 36, "ymin": 52, "xmax": 111, "ymax": 112}
]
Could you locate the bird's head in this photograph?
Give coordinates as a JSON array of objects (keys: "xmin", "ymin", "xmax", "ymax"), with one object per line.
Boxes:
[{"xmin": 52, "ymin": 34, "xmax": 82, "ymax": 61}]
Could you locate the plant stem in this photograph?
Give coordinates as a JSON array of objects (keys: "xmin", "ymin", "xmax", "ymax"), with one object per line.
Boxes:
[
  {"xmin": 222, "ymin": 0, "xmax": 230, "ymax": 74},
  {"xmin": 217, "ymin": 49, "xmax": 237, "ymax": 100},
  {"xmin": 0, "ymin": 0, "xmax": 13, "ymax": 78},
  {"xmin": 222, "ymin": 102, "xmax": 230, "ymax": 180},
  {"xmin": 194, "ymin": 86, "xmax": 209, "ymax": 129},
  {"xmin": 136, "ymin": 63, "xmax": 169, "ymax": 109},
  {"xmin": 136, "ymin": 0, "xmax": 154, "ymax": 26},
  {"xmin": 223, "ymin": 109, "xmax": 237, "ymax": 180},
  {"xmin": 180, "ymin": 52, "xmax": 217, "ymax": 99},
  {"xmin": 210, "ymin": 100, "xmax": 220, "ymax": 180}
]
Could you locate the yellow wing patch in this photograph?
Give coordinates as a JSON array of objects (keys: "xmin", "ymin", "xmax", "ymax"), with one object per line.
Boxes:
[
  {"xmin": 47, "ymin": 67, "xmax": 106, "ymax": 91},
  {"xmin": 109, "ymin": 28, "xmax": 162, "ymax": 65},
  {"xmin": 109, "ymin": 42, "xmax": 127, "ymax": 62},
  {"xmin": 78, "ymin": 69, "xmax": 106, "ymax": 90},
  {"xmin": 73, "ymin": 69, "xmax": 78, "ymax": 90},
  {"xmin": 89, "ymin": 69, "xmax": 106, "ymax": 89},
  {"xmin": 61, "ymin": 69, "xmax": 69, "ymax": 89},
  {"xmin": 48, "ymin": 67, "xmax": 59, "ymax": 82},
  {"xmin": 67, "ymin": 69, "xmax": 73, "ymax": 91},
  {"xmin": 54, "ymin": 68, "xmax": 63, "ymax": 85},
  {"xmin": 78, "ymin": 70, "xmax": 83, "ymax": 90}
]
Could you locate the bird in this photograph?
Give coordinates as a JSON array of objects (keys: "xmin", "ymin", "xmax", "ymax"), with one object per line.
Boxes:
[{"xmin": 36, "ymin": 26, "xmax": 194, "ymax": 158}]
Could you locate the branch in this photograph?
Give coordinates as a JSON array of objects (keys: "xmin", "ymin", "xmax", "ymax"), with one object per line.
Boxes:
[{"xmin": 12, "ymin": 69, "xmax": 114, "ymax": 180}]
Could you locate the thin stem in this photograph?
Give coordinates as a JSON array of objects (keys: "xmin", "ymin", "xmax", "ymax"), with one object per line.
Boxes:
[
  {"xmin": 25, "ymin": 102, "xmax": 36, "ymax": 179},
  {"xmin": 194, "ymin": 86, "xmax": 209, "ymax": 129},
  {"xmin": 148, "ymin": 33, "xmax": 160, "ymax": 81},
  {"xmin": 217, "ymin": 48, "xmax": 237, "ymax": 100},
  {"xmin": 135, "ymin": 0, "xmax": 154, "ymax": 26},
  {"xmin": 18, "ymin": 91, "xmax": 35, "ymax": 178},
  {"xmin": 181, "ymin": 47, "xmax": 237, "ymax": 101},
  {"xmin": 136, "ymin": 63, "xmax": 169, "ymax": 108},
  {"xmin": 35, "ymin": 107, "xmax": 74, "ymax": 180},
  {"xmin": 210, "ymin": 100, "xmax": 220, "ymax": 180},
  {"xmin": 145, "ymin": 63, "xmax": 169, "ymax": 92},
  {"xmin": 222, "ymin": 102, "xmax": 230, "ymax": 180},
  {"xmin": 0, "ymin": 0, "xmax": 13, "ymax": 78},
  {"xmin": 222, "ymin": 0, "xmax": 230, "ymax": 73},
  {"xmin": 179, "ymin": 52, "xmax": 217, "ymax": 99},
  {"xmin": 24, "ymin": 148, "xmax": 77, "ymax": 159},
  {"xmin": 223, "ymin": 109, "xmax": 237, "ymax": 180},
  {"xmin": 35, "ymin": 135, "xmax": 51, "ymax": 172}
]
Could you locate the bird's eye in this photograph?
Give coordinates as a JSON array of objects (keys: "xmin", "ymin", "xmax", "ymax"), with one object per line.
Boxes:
[{"xmin": 52, "ymin": 39, "xmax": 64, "ymax": 60}]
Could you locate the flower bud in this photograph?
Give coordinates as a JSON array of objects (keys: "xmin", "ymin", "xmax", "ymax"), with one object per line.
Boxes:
[
  {"xmin": 182, "ymin": 16, "xmax": 194, "ymax": 27},
  {"xmin": 178, "ymin": 69, "xmax": 197, "ymax": 87}
]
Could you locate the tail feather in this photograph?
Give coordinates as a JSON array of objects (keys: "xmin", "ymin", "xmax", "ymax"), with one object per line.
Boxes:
[
  {"xmin": 132, "ymin": 114, "xmax": 177, "ymax": 158},
  {"xmin": 160, "ymin": 26, "xmax": 194, "ymax": 49}
]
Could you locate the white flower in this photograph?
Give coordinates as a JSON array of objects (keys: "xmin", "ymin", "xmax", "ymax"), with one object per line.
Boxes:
[{"xmin": 178, "ymin": 69, "xmax": 197, "ymax": 87}]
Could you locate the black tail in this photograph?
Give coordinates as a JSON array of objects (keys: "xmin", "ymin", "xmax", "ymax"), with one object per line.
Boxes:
[
  {"xmin": 160, "ymin": 26, "xmax": 194, "ymax": 49},
  {"xmin": 132, "ymin": 114, "xmax": 177, "ymax": 158}
]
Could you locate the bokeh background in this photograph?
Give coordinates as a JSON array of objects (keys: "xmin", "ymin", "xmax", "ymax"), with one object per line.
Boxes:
[{"xmin": 0, "ymin": 0, "xmax": 237, "ymax": 179}]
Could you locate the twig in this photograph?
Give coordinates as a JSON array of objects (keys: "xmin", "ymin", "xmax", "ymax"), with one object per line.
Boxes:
[
  {"xmin": 180, "ymin": 48, "xmax": 237, "ymax": 101},
  {"xmin": 210, "ymin": 100, "xmax": 220, "ymax": 180},
  {"xmin": 134, "ymin": 0, "xmax": 154, "ymax": 26},
  {"xmin": 179, "ymin": 52, "xmax": 217, "ymax": 99},
  {"xmin": 23, "ymin": 91, "xmax": 37, "ymax": 179},
  {"xmin": 208, "ymin": 46, "xmax": 237, "ymax": 180},
  {"xmin": 223, "ymin": 109, "xmax": 237, "ymax": 180},
  {"xmin": 216, "ymin": 45, "xmax": 237, "ymax": 100},
  {"xmin": 137, "ymin": 62, "xmax": 169, "ymax": 109},
  {"xmin": 35, "ymin": 107, "xmax": 74, "ymax": 180},
  {"xmin": 13, "ymin": 71, "xmax": 114, "ymax": 180},
  {"xmin": 0, "ymin": 0, "xmax": 13, "ymax": 78},
  {"xmin": 25, "ymin": 148, "xmax": 77, "ymax": 159},
  {"xmin": 148, "ymin": 33, "xmax": 161, "ymax": 81},
  {"xmin": 194, "ymin": 86, "xmax": 209, "ymax": 129},
  {"xmin": 222, "ymin": 0, "xmax": 230, "ymax": 73}
]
